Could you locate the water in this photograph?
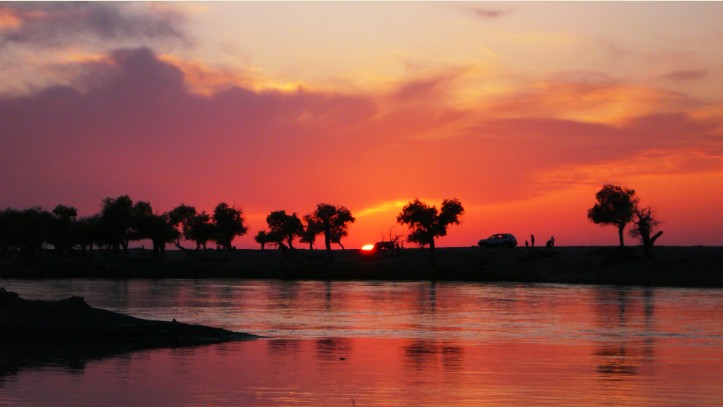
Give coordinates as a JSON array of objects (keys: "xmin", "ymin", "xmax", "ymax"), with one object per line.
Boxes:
[{"xmin": 1, "ymin": 279, "xmax": 722, "ymax": 406}]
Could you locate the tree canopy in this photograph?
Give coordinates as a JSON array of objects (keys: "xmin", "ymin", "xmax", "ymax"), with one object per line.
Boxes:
[
  {"xmin": 397, "ymin": 198, "xmax": 464, "ymax": 265},
  {"xmin": 313, "ymin": 203, "xmax": 355, "ymax": 256},
  {"xmin": 212, "ymin": 203, "xmax": 248, "ymax": 251},
  {"xmin": 265, "ymin": 210, "xmax": 304, "ymax": 249},
  {"xmin": 587, "ymin": 185, "xmax": 638, "ymax": 247}
]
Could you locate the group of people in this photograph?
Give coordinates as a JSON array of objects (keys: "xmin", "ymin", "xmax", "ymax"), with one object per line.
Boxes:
[{"xmin": 524, "ymin": 234, "xmax": 555, "ymax": 248}]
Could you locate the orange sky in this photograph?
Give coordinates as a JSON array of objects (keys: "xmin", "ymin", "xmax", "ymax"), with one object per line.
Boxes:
[{"xmin": 0, "ymin": 2, "xmax": 721, "ymax": 248}]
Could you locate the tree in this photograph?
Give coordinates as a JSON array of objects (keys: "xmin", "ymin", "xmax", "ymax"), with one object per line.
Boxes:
[
  {"xmin": 587, "ymin": 185, "xmax": 638, "ymax": 247},
  {"xmin": 130, "ymin": 201, "xmax": 154, "ymax": 243},
  {"xmin": 74, "ymin": 215, "xmax": 100, "ymax": 257},
  {"xmin": 48, "ymin": 204, "xmax": 78, "ymax": 256},
  {"xmin": 99, "ymin": 195, "xmax": 134, "ymax": 254},
  {"xmin": 265, "ymin": 210, "xmax": 304, "ymax": 249},
  {"xmin": 168, "ymin": 204, "xmax": 197, "ymax": 250},
  {"xmin": 142, "ymin": 213, "xmax": 179, "ymax": 256},
  {"xmin": 254, "ymin": 230, "xmax": 272, "ymax": 250},
  {"xmin": 630, "ymin": 206, "xmax": 664, "ymax": 260},
  {"xmin": 212, "ymin": 203, "xmax": 247, "ymax": 251},
  {"xmin": 397, "ymin": 198, "xmax": 464, "ymax": 266},
  {"xmin": 300, "ymin": 214, "xmax": 323, "ymax": 250},
  {"xmin": 313, "ymin": 203, "xmax": 355, "ymax": 257},
  {"xmin": 188, "ymin": 212, "xmax": 215, "ymax": 251},
  {"xmin": 0, "ymin": 207, "xmax": 52, "ymax": 260}
]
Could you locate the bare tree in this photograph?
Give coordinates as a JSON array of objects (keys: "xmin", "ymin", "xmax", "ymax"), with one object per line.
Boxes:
[{"xmin": 630, "ymin": 206, "xmax": 663, "ymax": 260}]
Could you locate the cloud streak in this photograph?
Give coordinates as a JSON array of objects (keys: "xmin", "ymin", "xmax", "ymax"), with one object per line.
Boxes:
[
  {"xmin": 0, "ymin": 3, "xmax": 187, "ymax": 49},
  {"xmin": 461, "ymin": 5, "xmax": 514, "ymax": 19}
]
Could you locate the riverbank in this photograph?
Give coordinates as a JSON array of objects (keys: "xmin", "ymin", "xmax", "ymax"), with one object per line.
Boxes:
[
  {"xmin": 1, "ymin": 246, "xmax": 721, "ymax": 287},
  {"xmin": 0, "ymin": 287, "xmax": 259, "ymax": 344}
]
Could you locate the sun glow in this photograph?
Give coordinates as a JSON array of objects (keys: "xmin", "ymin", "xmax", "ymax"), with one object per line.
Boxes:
[{"xmin": 361, "ymin": 244, "xmax": 375, "ymax": 251}]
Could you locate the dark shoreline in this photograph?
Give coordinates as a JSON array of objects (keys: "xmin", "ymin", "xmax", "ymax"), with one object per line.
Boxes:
[{"xmin": 1, "ymin": 246, "xmax": 722, "ymax": 288}]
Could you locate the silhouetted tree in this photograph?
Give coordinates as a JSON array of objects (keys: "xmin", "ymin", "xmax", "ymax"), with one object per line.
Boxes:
[
  {"xmin": 0, "ymin": 208, "xmax": 51, "ymax": 260},
  {"xmin": 212, "ymin": 203, "xmax": 247, "ymax": 251},
  {"xmin": 99, "ymin": 195, "xmax": 134, "ymax": 254},
  {"xmin": 127, "ymin": 201, "xmax": 179, "ymax": 256},
  {"xmin": 300, "ymin": 214, "xmax": 323, "ymax": 250},
  {"xmin": 397, "ymin": 198, "xmax": 464, "ymax": 266},
  {"xmin": 0, "ymin": 208, "xmax": 22, "ymax": 254},
  {"xmin": 313, "ymin": 203, "xmax": 355, "ymax": 257},
  {"xmin": 168, "ymin": 204, "xmax": 197, "ymax": 250},
  {"xmin": 254, "ymin": 230, "xmax": 273, "ymax": 250},
  {"xmin": 630, "ymin": 206, "xmax": 664, "ymax": 260},
  {"xmin": 48, "ymin": 204, "xmax": 78, "ymax": 257},
  {"xmin": 266, "ymin": 210, "xmax": 303, "ymax": 249},
  {"xmin": 188, "ymin": 212, "xmax": 215, "ymax": 251},
  {"xmin": 330, "ymin": 228, "xmax": 348, "ymax": 250},
  {"xmin": 1, "ymin": 208, "xmax": 54, "ymax": 261},
  {"xmin": 130, "ymin": 201, "xmax": 154, "ymax": 242},
  {"xmin": 587, "ymin": 185, "xmax": 638, "ymax": 247},
  {"xmin": 74, "ymin": 215, "xmax": 100, "ymax": 257}
]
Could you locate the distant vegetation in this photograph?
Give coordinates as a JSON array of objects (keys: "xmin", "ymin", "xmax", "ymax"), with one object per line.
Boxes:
[
  {"xmin": 0, "ymin": 195, "xmax": 360, "ymax": 261},
  {"xmin": 0, "ymin": 195, "xmax": 248, "ymax": 260},
  {"xmin": 0, "ymin": 185, "xmax": 663, "ymax": 262}
]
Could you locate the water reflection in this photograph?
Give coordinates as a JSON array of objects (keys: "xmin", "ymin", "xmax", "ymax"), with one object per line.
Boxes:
[
  {"xmin": 267, "ymin": 339, "xmax": 301, "ymax": 356},
  {"xmin": 0, "ymin": 339, "xmax": 152, "ymax": 379},
  {"xmin": 593, "ymin": 288, "xmax": 655, "ymax": 382},
  {"xmin": 403, "ymin": 340, "xmax": 464, "ymax": 372},
  {"xmin": 316, "ymin": 338, "xmax": 352, "ymax": 361},
  {"xmin": 1, "ymin": 280, "xmax": 722, "ymax": 406}
]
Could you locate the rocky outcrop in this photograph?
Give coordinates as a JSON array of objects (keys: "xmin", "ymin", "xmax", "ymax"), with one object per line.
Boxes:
[{"xmin": 0, "ymin": 288, "xmax": 259, "ymax": 345}]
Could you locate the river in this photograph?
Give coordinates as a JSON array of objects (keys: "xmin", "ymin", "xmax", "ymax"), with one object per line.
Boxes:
[{"xmin": 1, "ymin": 279, "xmax": 721, "ymax": 406}]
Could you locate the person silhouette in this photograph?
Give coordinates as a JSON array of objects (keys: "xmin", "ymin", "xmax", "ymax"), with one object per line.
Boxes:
[
  {"xmin": 525, "ymin": 240, "xmax": 529, "ymax": 248},
  {"xmin": 546, "ymin": 236, "xmax": 555, "ymax": 248},
  {"xmin": 530, "ymin": 234, "xmax": 535, "ymax": 247}
]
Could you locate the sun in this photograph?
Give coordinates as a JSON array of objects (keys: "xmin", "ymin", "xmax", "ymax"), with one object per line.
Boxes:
[{"xmin": 361, "ymin": 244, "xmax": 375, "ymax": 251}]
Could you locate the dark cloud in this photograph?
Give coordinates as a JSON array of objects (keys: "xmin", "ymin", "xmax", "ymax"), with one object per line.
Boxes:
[
  {"xmin": 0, "ymin": 47, "xmax": 377, "ymax": 213},
  {"xmin": 664, "ymin": 69, "xmax": 708, "ymax": 82},
  {"xmin": 0, "ymin": 3, "xmax": 187, "ymax": 49},
  {"xmin": 461, "ymin": 5, "xmax": 514, "ymax": 19}
]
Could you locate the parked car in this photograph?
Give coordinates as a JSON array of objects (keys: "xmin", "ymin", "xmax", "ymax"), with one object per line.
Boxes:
[{"xmin": 478, "ymin": 233, "xmax": 517, "ymax": 248}]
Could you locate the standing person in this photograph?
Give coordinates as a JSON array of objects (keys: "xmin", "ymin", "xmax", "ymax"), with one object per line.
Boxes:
[
  {"xmin": 530, "ymin": 234, "xmax": 535, "ymax": 247},
  {"xmin": 550, "ymin": 236, "xmax": 555, "ymax": 247}
]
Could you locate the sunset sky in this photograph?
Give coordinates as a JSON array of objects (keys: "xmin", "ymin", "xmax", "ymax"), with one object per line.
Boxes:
[{"xmin": 1, "ymin": 2, "xmax": 721, "ymax": 248}]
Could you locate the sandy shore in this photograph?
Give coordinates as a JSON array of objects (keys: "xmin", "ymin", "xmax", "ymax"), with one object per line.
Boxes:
[{"xmin": 1, "ymin": 246, "xmax": 722, "ymax": 287}]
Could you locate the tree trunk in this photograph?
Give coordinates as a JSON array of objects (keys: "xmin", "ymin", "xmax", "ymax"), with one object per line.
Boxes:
[
  {"xmin": 617, "ymin": 224, "xmax": 626, "ymax": 247},
  {"xmin": 429, "ymin": 239, "xmax": 437, "ymax": 267},
  {"xmin": 643, "ymin": 231, "xmax": 664, "ymax": 260},
  {"xmin": 324, "ymin": 231, "xmax": 332, "ymax": 257}
]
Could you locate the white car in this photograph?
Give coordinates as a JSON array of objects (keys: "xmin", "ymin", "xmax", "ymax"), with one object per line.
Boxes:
[{"xmin": 478, "ymin": 233, "xmax": 518, "ymax": 248}]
